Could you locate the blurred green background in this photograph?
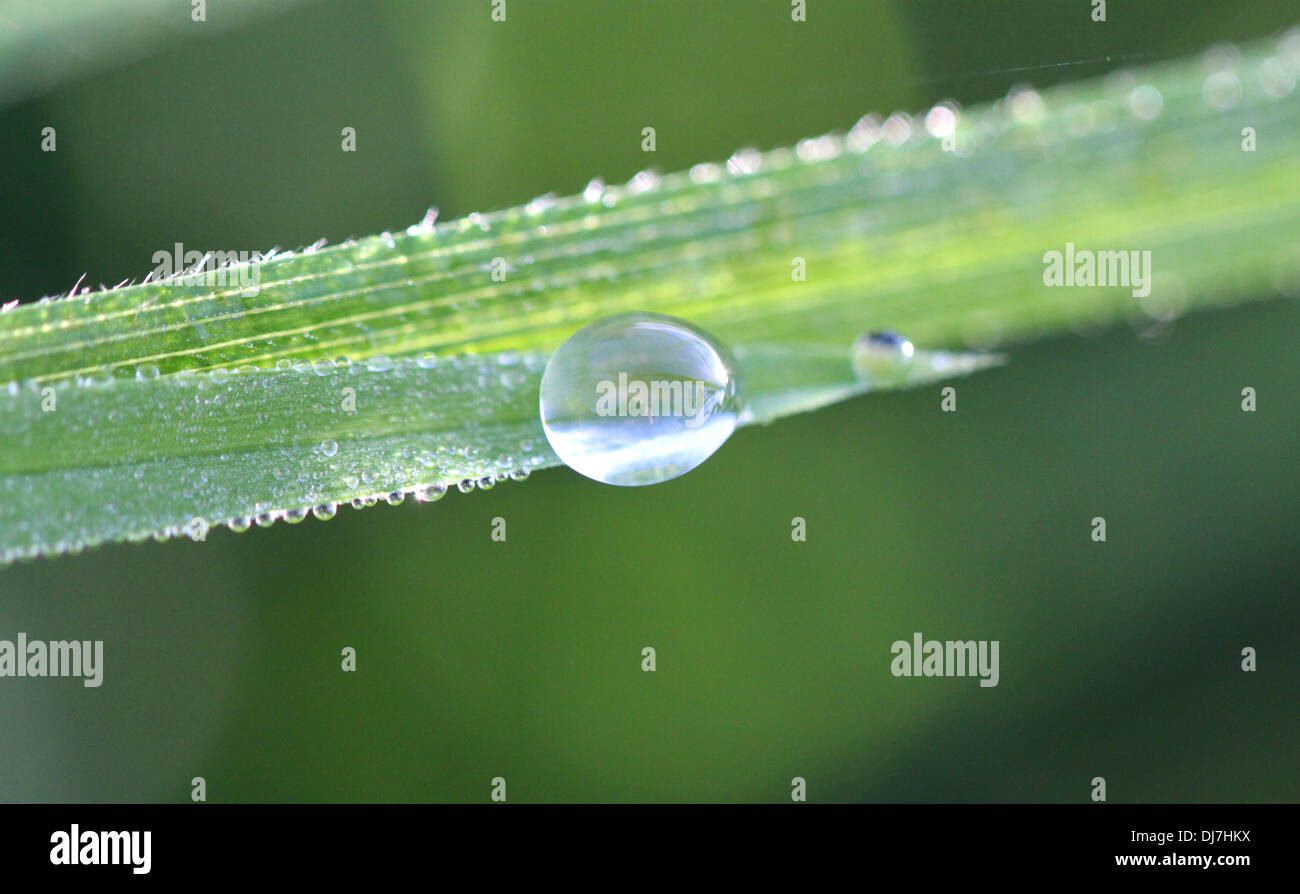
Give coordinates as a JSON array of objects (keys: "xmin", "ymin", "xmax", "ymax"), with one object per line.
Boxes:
[{"xmin": 1, "ymin": 0, "xmax": 1297, "ymax": 802}]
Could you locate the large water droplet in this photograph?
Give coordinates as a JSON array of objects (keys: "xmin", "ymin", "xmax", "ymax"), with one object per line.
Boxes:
[
  {"xmin": 413, "ymin": 482, "xmax": 447, "ymax": 502},
  {"xmin": 539, "ymin": 312, "xmax": 742, "ymax": 486}
]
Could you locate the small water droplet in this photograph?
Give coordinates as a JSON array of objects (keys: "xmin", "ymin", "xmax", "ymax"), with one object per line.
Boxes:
[
  {"xmin": 1203, "ymin": 70, "xmax": 1242, "ymax": 109},
  {"xmin": 539, "ymin": 312, "xmax": 742, "ymax": 486},
  {"xmin": 881, "ymin": 112, "xmax": 914, "ymax": 144},
  {"xmin": 1202, "ymin": 42, "xmax": 1241, "ymax": 73},
  {"xmin": 852, "ymin": 331, "xmax": 915, "ymax": 383},
  {"xmin": 457, "ymin": 478, "xmax": 476, "ymax": 493},
  {"xmin": 725, "ymin": 148, "xmax": 762, "ymax": 176},
  {"xmin": 284, "ymin": 508, "xmax": 309, "ymax": 524},
  {"xmin": 795, "ymin": 134, "xmax": 842, "ymax": 162},
  {"xmin": 924, "ymin": 102, "xmax": 959, "ymax": 138},
  {"xmin": 384, "ymin": 491, "xmax": 406, "ymax": 506},
  {"xmin": 847, "ymin": 114, "xmax": 883, "ymax": 152},
  {"xmin": 312, "ymin": 503, "xmax": 338, "ymax": 520},
  {"xmin": 1259, "ymin": 57, "xmax": 1297, "ymax": 97},
  {"xmin": 227, "ymin": 517, "xmax": 252, "ymax": 533},
  {"xmin": 320, "ymin": 439, "xmax": 338, "ymax": 458},
  {"xmin": 1007, "ymin": 86, "xmax": 1045, "ymax": 125},
  {"xmin": 1130, "ymin": 84, "xmax": 1163, "ymax": 120},
  {"xmin": 689, "ymin": 162, "xmax": 723, "ymax": 184},
  {"xmin": 135, "ymin": 363, "xmax": 160, "ymax": 381},
  {"xmin": 627, "ymin": 169, "xmax": 660, "ymax": 194},
  {"xmin": 255, "ymin": 512, "xmax": 277, "ymax": 528}
]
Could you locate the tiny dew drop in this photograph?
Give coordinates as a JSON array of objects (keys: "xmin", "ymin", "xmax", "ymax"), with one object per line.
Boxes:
[
  {"xmin": 539, "ymin": 312, "xmax": 742, "ymax": 486},
  {"xmin": 227, "ymin": 517, "xmax": 252, "ymax": 533},
  {"xmin": 384, "ymin": 491, "xmax": 406, "ymax": 506},
  {"xmin": 284, "ymin": 508, "xmax": 309, "ymax": 524},
  {"xmin": 320, "ymin": 439, "xmax": 339, "ymax": 458},
  {"xmin": 851, "ymin": 330, "xmax": 915, "ymax": 383},
  {"xmin": 311, "ymin": 503, "xmax": 337, "ymax": 521}
]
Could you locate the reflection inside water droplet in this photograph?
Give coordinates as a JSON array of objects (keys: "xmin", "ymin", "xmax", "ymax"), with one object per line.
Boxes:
[{"xmin": 539, "ymin": 312, "xmax": 742, "ymax": 486}]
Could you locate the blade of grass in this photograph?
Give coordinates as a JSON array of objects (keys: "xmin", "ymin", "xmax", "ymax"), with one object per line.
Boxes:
[{"xmin": 2, "ymin": 31, "xmax": 1298, "ymax": 561}]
